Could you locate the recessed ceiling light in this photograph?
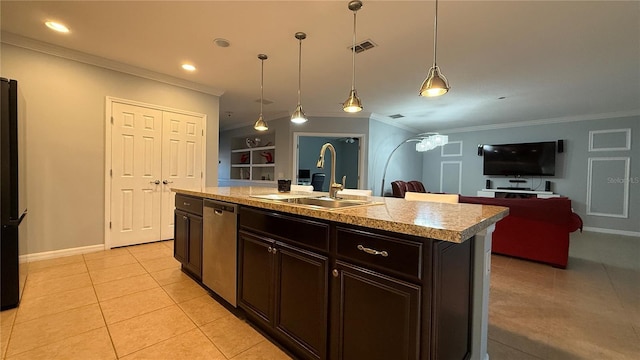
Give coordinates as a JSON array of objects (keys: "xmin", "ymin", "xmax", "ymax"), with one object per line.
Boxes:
[
  {"xmin": 213, "ymin": 38, "xmax": 230, "ymax": 48},
  {"xmin": 45, "ymin": 21, "xmax": 69, "ymax": 33},
  {"xmin": 181, "ymin": 64, "xmax": 196, "ymax": 72}
]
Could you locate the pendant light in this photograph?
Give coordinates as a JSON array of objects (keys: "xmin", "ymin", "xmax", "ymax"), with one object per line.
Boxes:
[
  {"xmin": 291, "ymin": 32, "xmax": 308, "ymax": 124},
  {"xmin": 343, "ymin": 0, "xmax": 363, "ymax": 113},
  {"xmin": 419, "ymin": 0, "xmax": 450, "ymax": 97},
  {"xmin": 254, "ymin": 54, "xmax": 269, "ymax": 131}
]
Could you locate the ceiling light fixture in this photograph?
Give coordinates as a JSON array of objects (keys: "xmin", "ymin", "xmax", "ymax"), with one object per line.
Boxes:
[
  {"xmin": 213, "ymin": 38, "xmax": 230, "ymax": 48},
  {"xmin": 45, "ymin": 21, "xmax": 69, "ymax": 33},
  {"xmin": 419, "ymin": 0, "xmax": 450, "ymax": 97},
  {"xmin": 291, "ymin": 32, "xmax": 308, "ymax": 124},
  {"xmin": 181, "ymin": 64, "xmax": 196, "ymax": 72},
  {"xmin": 343, "ymin": 0, "xmax": 363, "ymax": 113},
  {"xmin": 254, "ymin": 54, "xmax": 269, "ymax": 132}
]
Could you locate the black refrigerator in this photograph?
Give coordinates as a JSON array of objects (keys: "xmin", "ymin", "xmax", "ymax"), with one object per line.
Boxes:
[{"xmin": 1, "ymin": 78, "xmax": 27, "ymax": 310}]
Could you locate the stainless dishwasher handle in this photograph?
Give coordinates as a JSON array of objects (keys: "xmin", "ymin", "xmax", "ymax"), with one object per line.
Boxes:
[
  {"xmin": 357, "ymin": 244, "xmax": 388, "ymax": 257},
  {"xmin": 214, "ymin": 209, "xmax": 223, "ymax": 216}
]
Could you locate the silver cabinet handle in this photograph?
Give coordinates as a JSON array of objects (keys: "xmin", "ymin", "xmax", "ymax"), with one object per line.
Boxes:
[
  {"xmin": 183, "ymin": 202, "xmax": 190, "ymax": 206},
  {"xmin": 332, "ymin": 269, "xmax": 339, "ymax": 278},
  {"xmin": 272, "ymin": 248, "xmax": 277, "ymax": 254},
  {"xmin": 268, "ymin": 247, "xmax": 273, "ymax": 253},
  {"xmin": 357, "ymin": 244, "xmax": 388, "ymax": 257},
  {"xmin": 150, "ymin": 180, "xmax": 160, "ymax": 185},
  {"xmin": 182, "ymin": 216, "xmax": 187, "ymax": 220},
  {"xmin": 163, "ymin": 180, "xmax": 174, "ymax": 185}
]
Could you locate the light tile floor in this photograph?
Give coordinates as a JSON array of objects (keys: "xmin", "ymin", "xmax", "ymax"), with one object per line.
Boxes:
[
  {"xmin": 488, "ymin": 231, "xmax": 640, "ymax": 359},
  {"xmin": 1, "ymin": 232, "xmax": 638, "ymax": 359},
  {"xmin": 0, "ymin": 240, "xmax": 291, "ymax": 360}
]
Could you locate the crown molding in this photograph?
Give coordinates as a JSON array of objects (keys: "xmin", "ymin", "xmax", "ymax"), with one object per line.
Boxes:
[
  {"xmin": 437, "ymin": 110, "xmax": 640, "ymax": 134},
  {"xmin": 1, "ymin": 31, "xmax": 225, "ymax": 97}
]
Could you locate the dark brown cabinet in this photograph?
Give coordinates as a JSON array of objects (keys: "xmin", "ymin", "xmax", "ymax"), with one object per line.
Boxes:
[
  {"xmin": 274, "ymin": 241, "xmax": 328, "ymax": 360},
  {"xmin": 174, "ymin": 194, "xmax": 202, "ymax": 279},
  {"xmin": 330, "ymin": 261, "xmax": 421, "ymax": 360},
  {"xmin": 330, "ymin": 227, "xmax": 422, "ymax": 360},
  {"xmin": 239, "ymin": 230, "xmax": 328, "ymax": 360},
  {"xmin": 237, "ymin": 205, "xmax": 473, "ymax": 360},
  {"xmin": 238, "ymin": 231, "xmax": 273, "ymax": 323}
]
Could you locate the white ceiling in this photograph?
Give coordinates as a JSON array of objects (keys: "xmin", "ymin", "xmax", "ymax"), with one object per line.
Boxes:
[{"xmin": 2, "ymin": 1, "xmax": 638, "ymax": 132}]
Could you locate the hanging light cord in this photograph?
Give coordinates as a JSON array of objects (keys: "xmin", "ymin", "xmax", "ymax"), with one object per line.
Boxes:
[
  {"xmin": 297, "ymin": 38, "xmax": 302, "ymax": 106},
  {"xmin": 351, "ymin": 9, "xmax": 357, "ymax": 91},
  {"xmin": 432, "ymin": 0, "xmax": 439, "ymax": 68},
  {"xmin": 260, "ymin": 58, "xmax": 264, "ymax": 115}
]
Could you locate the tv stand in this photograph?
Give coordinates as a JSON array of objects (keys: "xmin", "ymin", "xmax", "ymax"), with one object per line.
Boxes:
[
  {"xmin": 497, "ymin": 186, "xmax": 532, "ymax": 191},
  {"xmin": 477, "ymin": 189, "xmax": 560, "ymax": 199}
]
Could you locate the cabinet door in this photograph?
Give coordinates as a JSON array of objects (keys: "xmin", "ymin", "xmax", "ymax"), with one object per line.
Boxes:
[
  {"xmin": 185, "ymin": 214, "xmax": 202, "ymax": 279},
  {"xmin": 331, "ymin": 261, "xmax": 421, "ymax": 360},
  {"xmin": 238, "ymin": 231, "xmax": 274, "ymax": 325},
  {"xmin": 173, "ymin": 210, "xmax": 189, "ymax": 265},
  {"xmin": 274, "ymin": 242, "xmax": 328, "ymax": 360}
]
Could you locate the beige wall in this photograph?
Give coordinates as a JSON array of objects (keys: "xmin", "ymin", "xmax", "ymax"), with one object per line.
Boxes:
[{"xmin": 1, "ymin": 44, "xmax": 220, "ymax": 255}]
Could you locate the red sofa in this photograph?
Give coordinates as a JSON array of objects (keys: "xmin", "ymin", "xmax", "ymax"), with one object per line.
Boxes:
[{"xmin": 459, "ymin": 196, "xmax": 583, "ymax": 268}]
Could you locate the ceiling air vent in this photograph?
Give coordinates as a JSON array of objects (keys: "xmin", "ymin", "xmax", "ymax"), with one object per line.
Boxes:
[
  {"xmin": 255, "ymin": 98, "xmax": 273, "ymax": 105},
  {"xmin": 389, "ymin": 114, "xmax": 405, "ymax": 119},
  {"xmin": 349, "ymin": 39, "xmax": 377, "ymax": 54}
]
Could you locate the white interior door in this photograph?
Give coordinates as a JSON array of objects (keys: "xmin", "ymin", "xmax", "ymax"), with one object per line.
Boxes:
[
  {"xmin": 111, "ymin": 102, "xmax": 163, "ymax": 247},
  {"xmin": 160, "ymin": 111, "xmax": 203, "ymax": 240}
]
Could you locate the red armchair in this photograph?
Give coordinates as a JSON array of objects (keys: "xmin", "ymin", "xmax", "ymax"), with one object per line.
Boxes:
[{"xmin": 459, "ymin": 196, "xmax": 583, "ymax": 268}]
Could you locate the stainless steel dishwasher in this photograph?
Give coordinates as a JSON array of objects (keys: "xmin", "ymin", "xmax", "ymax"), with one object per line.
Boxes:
[{"xmin": 202, "ymin": 199, "xmax": 239, "ymax": 307}]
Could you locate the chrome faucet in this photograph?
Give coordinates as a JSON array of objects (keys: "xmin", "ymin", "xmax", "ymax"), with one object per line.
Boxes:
[{"xmin": 316, "ymin": 142, "xmax": 345, "ymax": 199}]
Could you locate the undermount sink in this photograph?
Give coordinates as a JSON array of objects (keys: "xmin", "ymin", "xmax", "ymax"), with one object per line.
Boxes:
[{"xmin": 271, "ymin": 196, "xmax": 380, "ymax": 209}]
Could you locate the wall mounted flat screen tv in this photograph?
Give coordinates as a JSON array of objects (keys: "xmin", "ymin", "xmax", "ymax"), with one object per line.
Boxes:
[{"xmin": 483, "ymin": 141, "xmax": 556, "ymax": 176}]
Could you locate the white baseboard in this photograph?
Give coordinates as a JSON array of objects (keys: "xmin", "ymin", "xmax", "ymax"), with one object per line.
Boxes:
[
  {"xmin": 19, "ymin": 244, "xmax": 105, "ymax": 263},
  {"xmin": 583, "ymin": 227, "xmax": 640, "ymax": 237}
]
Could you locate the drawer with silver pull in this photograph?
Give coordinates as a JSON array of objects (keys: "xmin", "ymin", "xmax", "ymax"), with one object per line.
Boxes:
[
  {"xmin": 335, "ymin": 226, "xmax": 423, "ymax": 281},
  {"xmin": 175, "ymin": 194, "xmax": 203, "ymax": 216}
]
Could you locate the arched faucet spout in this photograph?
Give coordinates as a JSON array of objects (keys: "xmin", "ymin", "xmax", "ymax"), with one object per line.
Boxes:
[{"xmin": 317, "ymin": 143, "xmax": 344, "ymax": 198}]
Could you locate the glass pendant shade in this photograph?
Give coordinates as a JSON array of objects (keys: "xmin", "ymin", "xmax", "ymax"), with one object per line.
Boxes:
[
  {"xmin": 254, "ymin": 54, "xmax": 269, "ymax": 131},
  {"xmin": 415, "ymin": 134, "xmax": 448, "ymax": 152},
  {"xmin": 291, "ymin": 104, "xmax": 307, "ymax": 124},
  {"xmin": 254, "ymin": 115, "xmax": 268, "ymax": 131},
  {"xmin": 342, "ymin": 89, "xmax": 363, "ymax": 113},
  {"xmin": 419, "ymin": 66, "xmax": 450, "ymax": 97}
]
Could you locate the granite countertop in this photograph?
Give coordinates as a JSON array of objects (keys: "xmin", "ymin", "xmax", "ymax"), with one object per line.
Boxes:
[{"xmin": 173, "ymin": 186, "xmax": 509, "ymax": 244}]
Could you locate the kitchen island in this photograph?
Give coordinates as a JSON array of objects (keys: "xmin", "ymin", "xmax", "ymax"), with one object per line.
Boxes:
[{"xmin": 173, "ymin": 186, "xmax": 508, "ymax": 360}]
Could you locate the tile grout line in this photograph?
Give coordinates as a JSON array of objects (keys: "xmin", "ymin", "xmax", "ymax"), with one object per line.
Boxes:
[
  {"xmin": 4, "ymin": 259, "xmax": 98, "ymax": 358},
  {"xmin": 155, "ymin": 239, "xmax": 231, "ymax": 359},
  {"xmin": 108, "ymin": 240, "xmax": 213, "ymax": 359},
  {"xmin": 85, "ymin": 248, "xmax": 123, "ymax": 359},
  {"xmin": 2, "ymin": 306, "xmax": 19, "ymax": 360}
]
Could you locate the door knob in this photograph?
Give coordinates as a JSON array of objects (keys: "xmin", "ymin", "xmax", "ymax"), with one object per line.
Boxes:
[
  {"xmin": 150, "ymin": 180, "xmax": 160, "ymax": 185},
  {"xmin": 163, "ymin": 180, "xmax": 174, "ymax": 185}
]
